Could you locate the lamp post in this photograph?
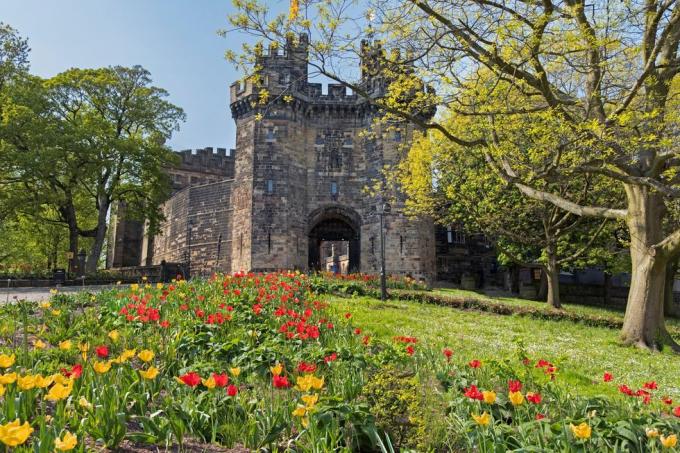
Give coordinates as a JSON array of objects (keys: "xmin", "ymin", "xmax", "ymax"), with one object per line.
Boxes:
[
  {"xmin": 376, "ymin": 201, "xmax": 391, "ymax": 301},
  {"xmin": 77, "ymin": 249, "xmax": 87, "ymax": 278}
]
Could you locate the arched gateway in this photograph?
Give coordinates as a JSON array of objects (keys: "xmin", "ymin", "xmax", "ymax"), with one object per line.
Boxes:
[{"xmin": 307, "ymin": 206, "xmax": 361, "ymax": 273}]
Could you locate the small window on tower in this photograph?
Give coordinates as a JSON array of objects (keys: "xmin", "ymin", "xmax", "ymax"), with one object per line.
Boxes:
[
  {"xmin": 266, "ymin": 179, "xmax": 274, "ymax": 194},
  {"xmin": 447, "ymin": 226, "xmax": 453, "ymax": 244},
  {"xmin": 330, "ymin": 182, "xmax": 338, "ymax": 195},
  {"xmin": 394, "ymin": 130, "xmax": 402, "ymax": 142}
]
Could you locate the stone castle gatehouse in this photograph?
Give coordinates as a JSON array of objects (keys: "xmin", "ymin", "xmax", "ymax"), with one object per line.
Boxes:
[{"xmin": 107, "ymin": 36, "xmax": 496, "ymax": 283}]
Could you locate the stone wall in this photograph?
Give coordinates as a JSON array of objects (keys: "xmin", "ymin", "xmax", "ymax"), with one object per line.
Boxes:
[{"xmin": 151, "ymin": 180, "xmax": 233, "ymax": 276}]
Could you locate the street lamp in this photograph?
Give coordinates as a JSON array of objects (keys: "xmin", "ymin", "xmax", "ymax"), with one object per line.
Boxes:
[
  {"xmin": 376, "ymin": 200, "xmax": 391, "ymax": 301},
  {"xmin": 77, "ymin": 249, "xmax": 87, "ymax": 278}
]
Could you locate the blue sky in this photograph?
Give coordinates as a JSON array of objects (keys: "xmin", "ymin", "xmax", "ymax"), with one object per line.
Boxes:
[{"xmin": 3, "ymin": 0, "xmax": 255, "ymax": 150}]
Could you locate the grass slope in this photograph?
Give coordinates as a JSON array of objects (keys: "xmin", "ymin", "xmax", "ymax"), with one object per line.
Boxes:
[{"xmin": 327, "ymin": 294, "xmax": 680, "ymax": 400}]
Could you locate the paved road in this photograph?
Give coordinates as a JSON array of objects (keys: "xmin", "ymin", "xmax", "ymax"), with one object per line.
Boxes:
[{"xmin": 0, "ymin": 285, "xmax": 115, "ymax": 303}]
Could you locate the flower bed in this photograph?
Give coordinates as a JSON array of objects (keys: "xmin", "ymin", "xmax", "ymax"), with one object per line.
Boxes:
[{"xmin": 0, "ymin": 272, "xmax": 678, "ymax": 451}]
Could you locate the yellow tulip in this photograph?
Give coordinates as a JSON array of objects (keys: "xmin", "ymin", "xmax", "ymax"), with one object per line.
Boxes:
[
  {"xmin": 296, "ymin": 375, "xmax": 313, "ymax": 392},
  {"xmin": 0, "ymin": 372, "xmax": 17, "ymax": 385},
  {"xmin": 50, "ymin": 288, "xmax": 58, "ymax": 294},
  {"xmin": 93, "ymin": 361, "xmax": 111, "ymax": 374},
  {"xmin": 44, "ymin": 381, "xmax": 72, "ymax": 401},
  {"xmin": 156, "ymin": 282, "xmax": 163, "ymax": 289},
  {"xmin": 108, "ymin": 330, "xmax": 120, "ymax": 342},
  {"xmin": 35, "ymin": 375, "xmax": 54, "ymax": 389},
  {"xmin": 34, "ymin": 340, "xmax": 46, "ymax": 350},
  {"xmin": 0, "ymin": 384, "xmax": 4, "ymax": 396},
  {"xmin": 202, "ymin": 376, "xmax": 216, "ymax": 389},
  {"xmin": 270, "ymin": 363, "xmax": 283, "ymax": 376},
  {"xmin": 230, "ymin": 367, "xmax": 241, "ymax": 377},
  {"xmin": 0, "ymin": 354, "xmax": 15, "ymax": 368},
  {"xmin": 137, "ymin": 349, "xmax": 154, "ymax": 362},
  {"xmin": 130, "ymin": 283, "xmax": 139, "ymax": 292},
  {"xmin": 54, "ymin": 431, "xmax": 77, "ymax": 451},
  {"xmin": 301, "ymin": 394, "xmax": 318, "ymax": 407},
  {"xmin": 661, "ymin": 434, "xmax": 677, "ymax": 448},
  {"xmin": 482, "ymin": 390, "xmax": 496, "ymax": 404},
  {"xmin": 570, "ymin": 422, "xmax": 592, "ymax": 440},
  {"xmin": 292, "ymin": 406, "xmax": 307, "ymax": 417},
  {"xmin": 139, "ymin": 366, "xmax": 160, "ymax": 380},
  {"xmin": 509, "ymin": 391, "xmax": 524, "ymax": 406},
  {"xmin": 310, "ymin": 375, "xmax": 324, "ymax": 390},
  {"xmin": 78, "ymin": 396, "xmax": 93, "ymax": 410},
  {"xmin": 51, "ymin": 309, "xmax": 62, "ymax": 316},
  {"xmin": 52, "ymin": 374, "xmax": 70, "ymax": 385},
  {"xmin": 0, "ymin": 419, "xmax": 33, "ymax": 447},
  {"xmin": 39, "ymin": 301, "xmax": 51, "ymax": 309},
  {"xmin": 17, "ymin": 375, "xmax": 37, "ymax": 391},
  {"xmin": 77, "ymin": 343, "xmax": 90, "ymax": 352},
  {"xmin": 58, "ymin": 340, "xmax": 72, "ymax": 351},
  {"xmin": 646, "ymin": 428, "xmax": 659, "ymax": 438},
  {"xmin": 472, "ymin": 412, "xmax": 491, "ymax": 426}
]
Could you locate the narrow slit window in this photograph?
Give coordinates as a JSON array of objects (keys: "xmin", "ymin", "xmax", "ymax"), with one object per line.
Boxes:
[
  {"xmin": 447, "ymin": 226, "xmax": 453, "ymax": 244},
  {"xmin": 330, "ymin": 181, "xmax": 338, "ymax": 195},
  {"xmin": 266, "ymin": 179, "xmax": 274, "ymax": 194}
]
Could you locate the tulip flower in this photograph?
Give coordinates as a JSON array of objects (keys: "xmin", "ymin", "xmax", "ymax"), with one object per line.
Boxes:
[
  {"xmin": 0, "ymin": 373, "xmax": 16, "ymax": 385},
  {"xmin": 137, "ymin": 349, "xmax": 155, "ymax": 362},
  {"xmin": 226, "ymin": 384, "xmax": 238, "ymax": 396},
  {"xmin": 45, "ymin": 381, "xmax": 73, "ymax": 401},
  {"xmin": 0, "ymin": 354, "xmax": 16, "ymax": 368},
  {"xmin": 93, "ymin": 361, "xmax": 111, "ymax": 374},
  {"xmin": 17, "ymin": 375, "xmax": 37, "ymax": 390},
  {"xmin": 471, "ymin": 412, "xmax": 490, "ymax": 426},
  {"xmin": 660, "ymin": 434, "xmax": 677, "ymax": 448},
  {"xmin": 179, "ymin": 372, "xmax": 201, "ymax": 387},
  {"xmin": 646, "ymin": 428, "xmax": 659, "ymax": 438},
  {"xmin": 108, "ymin": 330, "xmax": 120, "ymax": 342},
  {"xmin": 509, "ymin": 391, "xmax": 524, "ymax": 406},
  {"xmin": 140, "ymin": 367, "xmax": 160, "ymax": 380},
  {"xmin": 482, "ymin": 390, "xmax": 496, "ymax": 404},
  {"xmin": 58, "ymin": 341, "xmax": 72, "ymax": 351},
  {"xmin": 95, "ymin": 345, "xmax": 109, "ymax": 359},
  {"xmin": 0, "ymin": 419, "xmax": 33, "ymax": 447},
  {"xmin": 270, "ymin": 363, "xmax": 284, "ymax": 376},
  {"xmin": 230, "ymin": 367, "xmax": 241, "ymax": 377},
  {"xmin": 570, "ymin": 422, "xmax": 592, "ymax": 440},
  {"xmin": 54, "ymin": 431, "xmax": 77, "ymax": 451}
]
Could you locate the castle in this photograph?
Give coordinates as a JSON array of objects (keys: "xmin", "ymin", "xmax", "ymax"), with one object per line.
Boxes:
[{"xmin": 106, "ymin": 35, "xmax": 499, "ymax": 284}]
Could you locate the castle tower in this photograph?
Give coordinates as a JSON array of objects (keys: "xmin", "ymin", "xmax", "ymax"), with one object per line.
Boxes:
[{"xmin": 228, "ymin": 34, "xmax": 436, "ymax": 280}]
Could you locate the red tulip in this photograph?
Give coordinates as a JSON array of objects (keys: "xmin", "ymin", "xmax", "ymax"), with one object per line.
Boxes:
[
  {"xmin": 273, "ymin": 375, "xmax": 290, "ymax": 388},
  {"xmin": 212, "ymin": 373, "xmax": 229, "ymax": 387},
  {"xmin": 226, "ymin": 384, "xmax": 238, "ymax": 396},
  {"xmin": 95, "ymin": 345, "xmax": 109, "ymax": 359},
  {"xmin": 673, "ymin": 406, "xmax": 680, "ymax": 417},
  {"xmin": 508, "ymin": 380, "xmax": 523, "ymax": 393},
  {"xmin": 443, "ymin": 348, "xmax": 453, "ymax": 361},
  {"xmin": 464, "ymin": 385, "xmax": 484, "ymax": 401},
  {"xmin": 526, "ymin": 392, "xmax": 542, "ymax": 404},
  {"xmin": 468, "ymin": 359, "xmax": 481, "ymax": 368},
  {"xmin": 643, "ymin": 381, "xmax": 658, "ymax": 390},
  {"xmin": 179, "ymin": 372, "xmax": 202, "ymax": 387},
  {"xmin": 603, "ymin": 372, "xmax": 613, "ymax": 382}
]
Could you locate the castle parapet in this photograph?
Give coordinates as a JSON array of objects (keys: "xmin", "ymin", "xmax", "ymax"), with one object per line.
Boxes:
[{"xmin": 173, "ymin": 147, "xmax": 235, "ymax": 178}]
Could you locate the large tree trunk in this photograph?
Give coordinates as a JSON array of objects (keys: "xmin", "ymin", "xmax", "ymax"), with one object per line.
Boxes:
[
  {"xmin": 85, "ymin": 197, "xmax": 110, "ymax": 273},
  {"xmin": 664, "ymin": 259, "xmax": 677, "ymax": 318},
  {"xmin": 545, "ymin": 250, "xmax": 561, "ymax": 309},
  {"xmin": 60, "ymin": 201, "xmax": 80, "ymax": 275},
  {"xmin": 620, "ymin": 185, "xmax": 677, "ymax": 350}
]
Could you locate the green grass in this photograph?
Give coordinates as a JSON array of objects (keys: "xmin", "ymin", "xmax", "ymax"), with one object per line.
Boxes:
[
  {"xmin": 327, "ymin": 294, "xmax": 680, "ymax": 400},
  {"xmin": 432, "ymin": 287, "xmax": 680, "ymax": 331}
]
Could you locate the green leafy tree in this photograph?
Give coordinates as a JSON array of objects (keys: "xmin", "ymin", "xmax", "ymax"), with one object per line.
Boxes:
[
  {"xmin": 1, "ymin": 66, "xmax": 185, "ymax": 273},
  {"xmin": 226, "ymin": 0, "xmax": 680, "ymax": 351},
  {"xmin": 401, "ymin": 127, "xmax": 618, "ymax": 308}
]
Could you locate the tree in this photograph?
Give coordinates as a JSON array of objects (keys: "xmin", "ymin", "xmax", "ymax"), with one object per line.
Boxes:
[
  {"xmin": 400, "ymin": 125, "xmax": 616, "ymax": 308},
  {"xmin": 227, "ymin": 0, "xmax": 680, "ymax": 351},
  {"xmin": 0, "ymin": 22, "xmax": 29, "ymax": 94},
  {"xmin": 0, "ymin": 66, "xmax": 185, "ymax": 273}
]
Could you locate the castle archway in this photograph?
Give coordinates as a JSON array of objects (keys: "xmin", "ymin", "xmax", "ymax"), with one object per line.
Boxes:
[{"xmin": 307, "ymin": 206, "xmax": 360, "ymax": 274}]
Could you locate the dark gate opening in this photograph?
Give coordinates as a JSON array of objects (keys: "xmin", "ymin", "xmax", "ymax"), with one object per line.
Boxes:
[{"xmin": 308, "ymin": 216, "xmax": 360, "ymax": 274}]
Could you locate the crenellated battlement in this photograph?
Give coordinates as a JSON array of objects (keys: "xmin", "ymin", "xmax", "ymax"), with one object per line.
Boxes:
[{"xmin": 172, "ymin": 147, "xmax": 235, "ymax": 178}]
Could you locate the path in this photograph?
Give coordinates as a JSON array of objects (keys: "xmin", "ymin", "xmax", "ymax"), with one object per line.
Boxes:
[{"xmin": 0, "ymin": 284, "xmax": 114, "ymax": 303}]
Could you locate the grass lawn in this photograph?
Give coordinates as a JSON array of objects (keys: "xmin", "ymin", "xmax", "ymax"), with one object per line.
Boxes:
[
  {"xmin": 327, "ymin": 293, "xmax": 680, "ymax": 400},
  {"xmin": 433, "ymin": 287, "xmax": 680, "ymax": 333}
]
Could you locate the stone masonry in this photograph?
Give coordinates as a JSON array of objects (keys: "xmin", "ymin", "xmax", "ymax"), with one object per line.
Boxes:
[{"xmin": 108, "ymin": 35, "xmax": 443, "ymax": 281}]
